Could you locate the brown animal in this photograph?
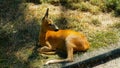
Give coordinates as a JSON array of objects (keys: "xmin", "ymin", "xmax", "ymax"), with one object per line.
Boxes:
[{"xmin": 38, "ymin": 8, "xmax": 90, "ymax": 65}]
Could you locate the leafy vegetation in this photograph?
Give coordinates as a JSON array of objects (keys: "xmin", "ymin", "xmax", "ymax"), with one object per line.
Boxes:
[{"xmin": 104, "ymin": 0, "xmax": 120, "ymax": 16}]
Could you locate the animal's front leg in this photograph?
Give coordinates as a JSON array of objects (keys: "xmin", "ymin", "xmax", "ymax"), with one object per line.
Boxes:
[
  {"xmin": 37, "ymin": 46, "xmax": 56, "ymax": 55},
  {"xmin": 38, "ymin": 41, "xmax": 56, "ymax": 55},
  {"xmin": 38, "ymin": 46, "xmax": 51, "ymax": 52}
]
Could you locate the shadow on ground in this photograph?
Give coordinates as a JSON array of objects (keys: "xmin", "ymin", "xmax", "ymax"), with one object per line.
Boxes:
[{"xmin": 0, "ymin": 0, "xmax": 41, "ymax": 67}]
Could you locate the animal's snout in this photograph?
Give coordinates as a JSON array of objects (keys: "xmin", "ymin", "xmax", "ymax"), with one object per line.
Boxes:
[
  {"xmin": 55, "ymin": 29, "xmax": 59, "ymax": 31},
  {"xmin": 49, "ymin": 23, "xmax": 59, "ymax": 31},
  {"xmin": 54, "ymin": 25, "xmax": 59, "ymax": 31}
]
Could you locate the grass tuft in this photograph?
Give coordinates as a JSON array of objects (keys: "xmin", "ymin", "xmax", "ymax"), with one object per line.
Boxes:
[
  {"xmin": 90, "ymin": 18, "xmax": 101, "ymax": 26},
  {"xmin": 88, "ymin": 30, "xmax": 119, "ymax": 50}
]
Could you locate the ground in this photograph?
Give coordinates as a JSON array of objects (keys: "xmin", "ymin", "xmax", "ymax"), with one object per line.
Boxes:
[{"xmin": 0, "ymin": 0, "xmax": 120, "ymax": 68}]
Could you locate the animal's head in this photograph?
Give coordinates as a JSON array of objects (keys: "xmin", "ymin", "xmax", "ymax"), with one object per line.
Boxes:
[{"xmin": 42, "ymin": 8, "xmax": 59, "ymax": 31}]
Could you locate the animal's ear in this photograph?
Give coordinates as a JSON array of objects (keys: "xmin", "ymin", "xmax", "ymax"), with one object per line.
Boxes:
[{"xmin": 42, "ymin": 8, "xmax": 49, "ymax": 20}]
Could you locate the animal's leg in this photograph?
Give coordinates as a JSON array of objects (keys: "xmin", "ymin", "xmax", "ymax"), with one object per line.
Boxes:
[
  {"xmin": 37, "ymin": 46, "xmax": 56, "ymax": 55},
  {"xmin": 66, "ymin": 43, "xmax": 74, "ymax": 62},
  {"xmin": 38, "ymin": 46, "xmax": 51, "ymax": 52},
  {"xmin": 42, "ymin": 51, "xmax": 56, "ymax": 55},
  {"xmin": 45, "ymin": 42, "xmax": 74, "ymax": 65}
]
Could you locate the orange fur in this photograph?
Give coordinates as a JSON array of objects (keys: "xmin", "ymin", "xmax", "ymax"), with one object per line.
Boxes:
[{"xmin": 38, "ymin": 8, "xmax": 90, "ymax": 65}]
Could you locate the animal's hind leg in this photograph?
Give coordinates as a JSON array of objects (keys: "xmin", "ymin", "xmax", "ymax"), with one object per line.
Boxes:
[
  {"xmin": 44, "ymin": 42, "xmax": 74, "ymax": 65},
  {"xmin": 65, "ymin": 41, "xmax": 74, "ymax": 62}
]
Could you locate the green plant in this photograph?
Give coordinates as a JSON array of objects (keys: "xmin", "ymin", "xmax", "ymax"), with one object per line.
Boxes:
[
  {"xmin": 105, "ymin": 0, "xmax": 117, "ymax": 10},
  {"xmin": 79, "ymin": 2, "xmax": 90, "ymax": 11},
  {"xmin": 104, "ymin": 0, "xmax": 120, "ymax": 16},
  {"xmin": 90, "ymin": 0, "xmax": 103, "ymax": 6},
  {"xmin": 69, "ymin": 3, "xmax": 81, "ymax": 10},
  {"xmin": 114, "ymin": 3, "xmax": 120, "ymax": 16},
  {"xmin": 89, "ymin": 5, "xmax": 101, "ymax": 14}
]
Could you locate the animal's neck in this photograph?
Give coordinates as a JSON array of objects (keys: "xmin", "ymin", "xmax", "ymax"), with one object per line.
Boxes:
[
  {"xmin": 40, "ymin": 27, "xmax": 47, "ymax": 39},
  {"xmin": 39, "ymin": 27, "xmax": 47, "ymax": 46}
]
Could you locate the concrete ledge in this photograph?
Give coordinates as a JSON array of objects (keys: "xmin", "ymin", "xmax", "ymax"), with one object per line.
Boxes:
[{"xmin": 63, "ymin": 48, "xmax": 120, "ymax": 68}]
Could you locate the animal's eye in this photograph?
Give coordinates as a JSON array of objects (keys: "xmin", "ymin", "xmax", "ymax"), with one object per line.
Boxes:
[{"xmin": 48, "ymin": 24, "xmax": 52, "ymax": 26}]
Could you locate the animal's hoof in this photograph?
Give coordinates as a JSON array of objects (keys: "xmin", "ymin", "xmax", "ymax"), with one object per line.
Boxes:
[
  {"xmin": 44, "ymin": 62, "xmax": 49, "ymax": 65},
  {"xmin": 45, "ymin": 61, "xmax": 50, "ymax": 65},
  {"xmin": 44, "ymin": 60, "xmax": 54, "ymax": 65}
]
